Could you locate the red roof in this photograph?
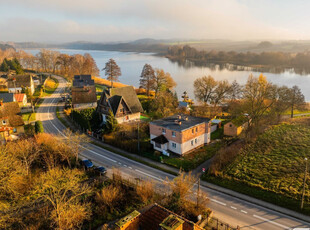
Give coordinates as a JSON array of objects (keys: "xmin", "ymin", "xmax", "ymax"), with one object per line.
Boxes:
[
  {"xmin": 0, "ymin": 126, "xmax": 13, "ymax": 132},
  {"xmin": 14, "ymin": 93, "xmax": 26, "ymax": 102}
]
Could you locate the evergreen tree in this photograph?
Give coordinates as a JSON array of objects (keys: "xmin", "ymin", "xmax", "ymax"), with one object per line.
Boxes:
[
  {"xmin": 0, "ymin": 58, "xmax": 9, "ymax": 72},
  {"xmin": 35, "ymin": 121, "xmax": 44, "ymax": 133},
  {"xmin": 105, "ymin": 110, "xmax": 118, "ymax": 133}
]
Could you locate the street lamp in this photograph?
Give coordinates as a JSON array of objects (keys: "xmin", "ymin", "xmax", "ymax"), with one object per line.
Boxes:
[{"xmin": 301, "ymin": 157, "xmax": 308, "ymax": 209}]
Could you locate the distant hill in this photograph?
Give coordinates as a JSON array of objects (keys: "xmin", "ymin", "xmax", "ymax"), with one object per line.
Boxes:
[{"xmin": 0, "ymin": 43, "xmax": 15, "ymax": 51}]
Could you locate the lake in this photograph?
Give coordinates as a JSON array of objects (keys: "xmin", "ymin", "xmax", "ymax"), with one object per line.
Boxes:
[{"xmin": 23, "ymin": 49, "xmax": 310, "ymax": 101}]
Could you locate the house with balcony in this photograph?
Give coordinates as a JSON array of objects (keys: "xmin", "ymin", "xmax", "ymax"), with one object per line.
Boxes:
[
  {"xmin": 150, "ymin": 114, "xmax": 211, "ymax": 155},
  {"xmin": 97, "ymin": 86, "xmax": 143, "ymax": 124}
]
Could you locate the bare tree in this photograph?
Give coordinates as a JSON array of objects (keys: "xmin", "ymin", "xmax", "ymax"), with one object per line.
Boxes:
[
  {"xmin": 140, "ymin": 63, "xmax": 155, "ymax": 97},
  {"xmin": 288, "ymin": 85, "xmax": 305, "ymax": 118},
  {"xmin": 103, "ymin": 58, "xmax": 121, "ymax": 88},
  {"xmin": 193, "ymin": 75, "xmax": 217, "ymax": 104}
]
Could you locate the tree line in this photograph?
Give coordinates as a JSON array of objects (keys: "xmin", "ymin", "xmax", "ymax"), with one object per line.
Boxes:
[
  {"xmin": 167, "ymin": 45, "xmax": 310, "ymax": 74},
  {"xmin": 193, "ymin": 74, "xmax": 306, "ymax": 137}
]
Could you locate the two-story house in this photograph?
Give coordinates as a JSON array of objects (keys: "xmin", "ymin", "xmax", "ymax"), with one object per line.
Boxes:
[
  {"xmin": 150, "ymin": 114, "xmax": 211, "ymax": 155},
  {"xmin": 71, "ymin": 75, "xmax": 97, "ymax": 109},
  {"xmin": 7, "ymin": 75, "xmax": 35, "ymax": 95},
  {"xmin": 97, "ymin": 86, "xmax": 143, "ymax": 124}
]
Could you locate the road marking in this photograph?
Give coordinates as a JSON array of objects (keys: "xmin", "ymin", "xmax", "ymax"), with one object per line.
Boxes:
[
  {"xmin": 123, "ymin": 165, "xmax": 127, "ymax": 167},
  {"xmin": 118, "ymin": 162, "xmax": 122, "ymax": 165},
  {"xmin": 230, "ymin": 206, "xmax": 237, "ymax": 210},
  {"xmin": 210, "ymin": 198, "xmax": 227, "ymax": 206},
  {"xmin": 253, "ymin": 214, "xmax": 292, "ymax": 229},
  {"xmin": 129, "ymin": 167, "xmax": 132, "ymax": 169},
  {"xmin": 241, "ymin": 210, "xmax": 248, "ymax": 214},
  {"xmin": 135, "ymin": 169, "xmax": 164, "ymax": 182}
]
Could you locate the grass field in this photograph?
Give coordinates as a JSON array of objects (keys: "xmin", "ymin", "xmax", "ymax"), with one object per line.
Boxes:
[
  {"xmin": 22, "ymin": 112, "xmax": 36, "ymax": 123},
  {"xmin": 42, "ymin": 77, "xmax": 59, "ymax": 97},
  {"xmin": 204, "ymin": 119, "xmax": 310, "ymax": 213}
]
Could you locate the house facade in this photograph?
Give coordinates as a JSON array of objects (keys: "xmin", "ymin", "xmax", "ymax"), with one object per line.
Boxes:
[
  {"xmin": 150, "ymin": 114, "xmax": 211, "ymax": 155},
  {"xmin": 8, "ymin": 75, "xmax": 35, "ymax": 95},
  {"xmin": 97, "ymin": 86, "xmax": 143, "ymax": 124},
  {"xmin": 71, "ymin": 75, "xmax": 97, "ymax": 109},
  {"xmin": 224, "ymin": 116, "xmax": 249, "ymax": 136}
]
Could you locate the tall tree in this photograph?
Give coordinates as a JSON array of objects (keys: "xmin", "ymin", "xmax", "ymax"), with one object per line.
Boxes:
[
  {"xmin": 103, "ymin": 58, "xmax": 121, "ymax": 88},
  {"xmin": 139, "ymin": 63, "xmax": 155, "ymax": 96},
  {"xmin": 288, "ymin": 85, "xmax": 305, "ymax": 118},
  {"xmin": 211, "ymin": 80, "xmax": 232, "ymax": 107},
  {"xmin": 193, "ymin": 75, "xmax": 217, "ymax": 104},
  {"xmin": 152, "ymin": 69, "xmax": 176, "ymax": 94}
]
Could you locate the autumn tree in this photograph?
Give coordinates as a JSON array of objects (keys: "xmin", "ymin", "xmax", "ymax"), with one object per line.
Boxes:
[
  {"xmin": 95, "ymin": 184, "xmax": 123, "ymax": 213},
  {"xmin": 34, "ymin": 168, "xmax": 91, "ymax": 230},
  {"xmin": 150, "ymin": 91, "xmax": 178, "ymax": 118},
  {"xmin": 103, "ymin": 58, "xmax": 121, "ymax": 88},
  {"xmin": 139, "ymin": 63, "xmax": 155, "ymax": 96},
  {"xmin": 136, "ymin": 180, "xmax": 155, "ymax": 204},
  {"xmin": 152, "ymin": 69, "xmax": 176, "ymax": 94},
  {"xmin": 193, "ymin": 75, "xmax": 217, "ymax": 104}
]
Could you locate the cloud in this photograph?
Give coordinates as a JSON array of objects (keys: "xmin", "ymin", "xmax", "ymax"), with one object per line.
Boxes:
[{"xmin": 0, "ymin": 0, "xmax": 302, "ymax": 42}]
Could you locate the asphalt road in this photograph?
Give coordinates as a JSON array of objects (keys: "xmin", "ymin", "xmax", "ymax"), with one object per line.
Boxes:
[{"xmin": 36, "ymin": 75, "xmax": 310, "ymax": 230}]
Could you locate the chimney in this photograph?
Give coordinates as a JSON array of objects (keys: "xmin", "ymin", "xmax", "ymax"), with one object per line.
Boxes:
[{"xmin": 178, "ymin": 121, "xmax": 182, "ymax": 125}]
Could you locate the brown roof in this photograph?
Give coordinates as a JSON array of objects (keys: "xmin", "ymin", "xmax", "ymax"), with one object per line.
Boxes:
[
  {"xmin": 0, "ymin": 102, "xmax": 24, "ymax": 127},
  {"xmin": 8, "ymin": 75, "xmax": 33, "ymax": 88},
  {"xmin": 72, "ymin": 85, "xmax": 97, "ymax": 105},
  {"xmin": 139, "ymin": 204, "xmax": 203, "ymax": 230},
  {"xmin": 99, "ymin": 86, "xmax": 143, "ymax": 115}
]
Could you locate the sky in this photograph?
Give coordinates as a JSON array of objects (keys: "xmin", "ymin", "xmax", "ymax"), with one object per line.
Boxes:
[{"xmin": 0, "ymin": 0, "xmax": 310, "ymax": 43}]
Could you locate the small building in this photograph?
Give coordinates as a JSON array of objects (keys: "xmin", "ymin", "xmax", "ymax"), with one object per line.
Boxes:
[
  {"xmin": 71, "ymin": 75, "xmax": 97, "ymax": 109},
  {"xmin": 114, "ymin": 203, "xmax": 204, "ymax": 230},
  {"xmin": 7, "ymin": 75, "xmax": 35, "ymax": 95},
  {"xmin": 224, "ymin": 116, "xmax": 248, "ymax": 136},
  {"xmin": 0, "ymin": 102, "xmax": 24, "ymax": 143},
  {"xmin": 14, "ymin": 93, "xmax": 27, "ymax": 107},
  {"xmin": 149, "ymin": 114, "xmax": 211, "ymax": 155},
  {"xmin": 97, "ymin": 86, "xmax": 143, "ymax": 124}
]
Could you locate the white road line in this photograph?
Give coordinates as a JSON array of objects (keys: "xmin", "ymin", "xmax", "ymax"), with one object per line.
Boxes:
[
  {"xmin": 210, "ymin": 198, "xmax": 227, "ymax": 206},
  {"xmin": 253, "ymin": 214, "xmax": 292, "ymax": 229},
  {"xmin": 135, "ymin": 169, "xmax": 164, "ymax": 182},
  {"xmin": 230, "ymin": 206, "xmax": 237, "ymax": 210},
  {"xmin": 129, "ymin": 167, "xmax": 132, "ymax": 169},
  {"xmin": 123, "ymin": 165, "xmax": 127, "ymax": 167},
  {"xmin": 241, "ymin": 210, "xmax": 248, "ymax": 214},
  {"xmin": 118, "ymin": 162, "xmax": 122, "ymax": 165}
]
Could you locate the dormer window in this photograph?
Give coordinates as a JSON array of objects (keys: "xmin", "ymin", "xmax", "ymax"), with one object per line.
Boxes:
[{"xmin": 162, "ymin": 128, "xmax": 166, "ymax": 134}]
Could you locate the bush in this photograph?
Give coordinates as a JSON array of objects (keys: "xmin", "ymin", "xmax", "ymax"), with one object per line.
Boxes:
[{"xmin": 35, "ymin": 121, "xmax": 44, "ymax": 133}]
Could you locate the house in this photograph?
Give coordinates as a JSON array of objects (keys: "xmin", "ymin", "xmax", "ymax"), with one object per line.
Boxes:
[
  {"xmin": 14, "ymin": 93, "xmax": 27, "ymax": 107},
  {"xmin": 97, "ymin": 86, "xmax": 143, "ymax": 124},
  {"xmin": 224, "ymin": 116, "xmax": 249, "ymax": 136},
  {"xmin": 0, "ymin": 102, "xmax": 24, "ymax": 143},
  {"xmin": 114, "ymin": 203, "xmax": 204, "ymax": 230},
  {"xmin": 0, "ymin": 93, "xmax": 15, "ymax": 103},
  {"xmin": 149, "ymin": 114, "xmax": 211, "ymax": 155},
  {"xmin": 7, "ymin": 75, "xmax": 35, "ymax": 95},
  {"xmin": 71, "ymin": 75, "xmax": 97, "ymax": 109}
]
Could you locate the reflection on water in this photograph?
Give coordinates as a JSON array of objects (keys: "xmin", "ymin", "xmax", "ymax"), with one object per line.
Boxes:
[{"xmin": 23, "ymin": 49, "xmax": 310, "ymax": 101}]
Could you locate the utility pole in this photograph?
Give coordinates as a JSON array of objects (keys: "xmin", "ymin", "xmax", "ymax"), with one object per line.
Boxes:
[{"xmin": 301, "ymin": 157, "xmax": 308, "ymax": 209}]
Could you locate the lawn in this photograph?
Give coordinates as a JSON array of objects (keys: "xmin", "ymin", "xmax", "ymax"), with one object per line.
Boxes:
[
  {"xmin": 22, "ymin": 112, "xmax": 36, "ymax": 123},
  {"xmin": 203, "ymin": 120, "xmax": 310, "ymax": 214},
  {"xmin": 163, "ymin": 141, "xmax": 223, "ymax": 171},
  {"xmin": 42, "ymin": 77, "xmax": 59, "ymax": 97}
]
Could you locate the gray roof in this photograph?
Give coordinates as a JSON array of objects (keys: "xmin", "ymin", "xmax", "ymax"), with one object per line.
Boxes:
[
  {"xmin": 150, "ymin": 114, "xmax": 210, "ymax": 132},
  {"xmin": 0, "ymin": 93, "xmax": 15, "ymax": 103},
  {"xmin": 107, "ymin": 86, "xmax": 143, "ymax": 114},
  {"xmin": 73, "ymin": 75, "xmax": 95, "ymax": 87},
  {"xmin": 8, "ymin": 75, "xmax": 33, "ymax": 88}
]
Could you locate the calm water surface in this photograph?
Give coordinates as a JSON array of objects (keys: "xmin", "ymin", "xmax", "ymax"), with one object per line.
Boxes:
[{"xmin": 24, "ymin": 49, "xmax": 310, "ymax": 101}]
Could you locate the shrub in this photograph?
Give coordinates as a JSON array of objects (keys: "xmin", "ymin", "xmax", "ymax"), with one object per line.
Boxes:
[{"xmin": 35, "ymin": 121, "xmax": 44, "ymax": 133}]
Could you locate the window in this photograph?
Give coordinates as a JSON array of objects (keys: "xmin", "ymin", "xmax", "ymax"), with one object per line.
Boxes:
[
  {"xmin": 162, "ymin": 128, "xmax": 166, "ymax": 134},
  {"xmin": 230, "ymin": 124, "xmax": 232, "ymax": 127},
  {"xmin": 155, "ymin": 143, "xmax": 161, "ymax": 148},
  {"xmin": 195, "ymin": 138, "xmax": 197, "ymax": 144},
  {"xmin": 172, "ymin": 131, "xmax": 176, "ymax": 137},
  {"xmin": 119, "ymin": 108, "xmax": 123, "ymax": 112},
  {"xmin": 172, "ymin": 143, "xmax": 176, "ymax": 148},
  {"xmin": 191, "ymin": 140, "xmax": 194, "ymax": 146},
  {"xmin": 13, "ymin": 128, "xmax": 17, "ymax": 133},
  {"xmin": 196, "ymin": 127, "xmax": 198, "ymax": 132},
  {"xmin": 2, "ymin": 120, "xmax": 6, "ymax": 125},
  {"xmin": 192, "ymin": 129, "xmax": 194, "ymax": 134}
]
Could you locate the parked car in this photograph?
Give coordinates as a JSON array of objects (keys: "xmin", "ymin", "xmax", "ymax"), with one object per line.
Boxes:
[
  {"xmin": 82, "ymin": 159, "xmax": 93, "ymax": 169},
  {"xmin": 95, "ymin": 166, "xmax": 107, "ymax": 175}
]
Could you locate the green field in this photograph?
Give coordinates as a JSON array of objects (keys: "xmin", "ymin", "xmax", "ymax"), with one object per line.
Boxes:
[{"xmin": 204, "ymin": 121, "xmax": 310, "ymax": 213}]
